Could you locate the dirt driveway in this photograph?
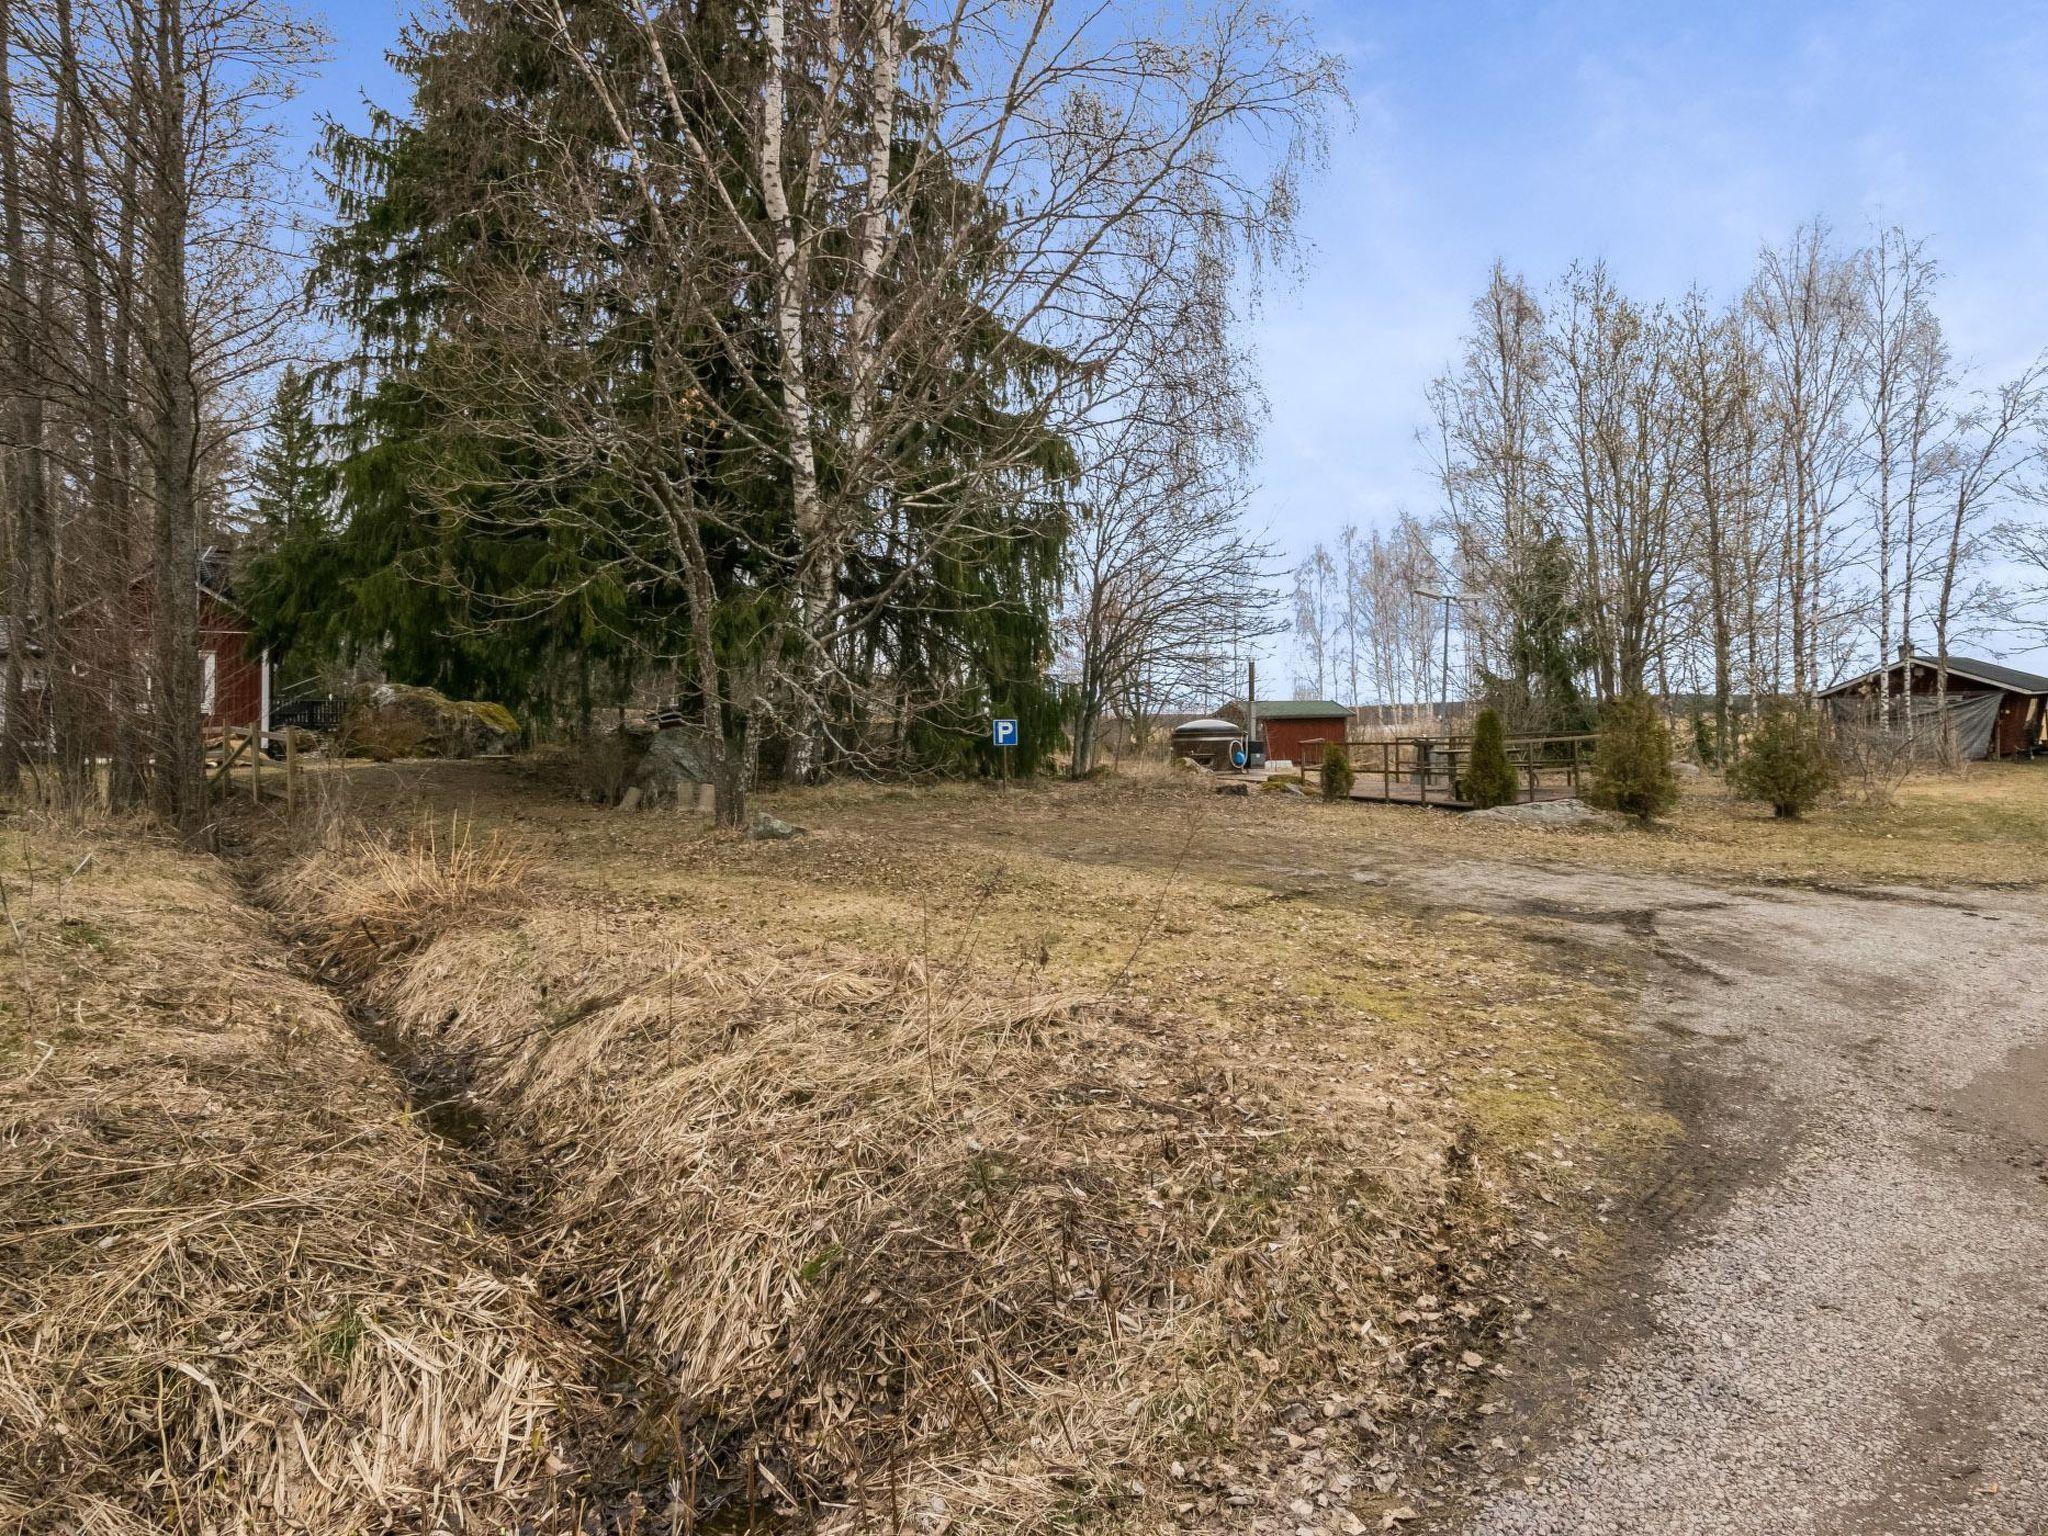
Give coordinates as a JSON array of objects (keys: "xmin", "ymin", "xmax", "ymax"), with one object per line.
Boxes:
[{"xmin": 1380, "ymin": 858, "xmax": 2048, "ymax": 1536}]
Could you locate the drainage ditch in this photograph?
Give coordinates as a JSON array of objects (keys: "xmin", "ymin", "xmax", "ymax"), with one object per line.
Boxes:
[{"xmin": 227, "ymin": 843, "xmax": 784, "ymax": 1533}]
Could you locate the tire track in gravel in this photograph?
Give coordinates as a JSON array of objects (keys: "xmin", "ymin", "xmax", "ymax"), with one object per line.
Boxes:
[{"xmin": 1391, "ymin": 860, "xmax": 2048, "ymax": 1536}]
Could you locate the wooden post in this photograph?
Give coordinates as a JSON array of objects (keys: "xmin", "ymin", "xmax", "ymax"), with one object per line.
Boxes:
[
  {"xmin": 284, "ymin": 725, "xmax": 297, "ymax": 817},
  {"xmin": 250, "ymin": 725, "xmax": 261, "ymax": 802}
]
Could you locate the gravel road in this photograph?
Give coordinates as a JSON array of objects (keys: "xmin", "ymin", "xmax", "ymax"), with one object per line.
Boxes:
[{"xmin": 1402, "ymin": 862, "xmax": 2048, "ymax": 1536}]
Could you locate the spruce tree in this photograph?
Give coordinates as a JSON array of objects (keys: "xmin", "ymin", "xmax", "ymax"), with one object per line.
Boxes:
[
  {"xmin": 1727, "ymin": 703, "xmax": 1835, "ymax": 818},
  {"xmin": 1320, "ymin": 742, "xmax": 1355, "ymax": 801},
  {"xmin": 1460, "ymin": 707, "xmax": 1518, "ymax": 808},
  {"xmin": 1478, "ymin": 532, "xmax": 1596, "ymax": 733},
  {"xmin": 249, "ymin": 369, "xmax": 327, "ymax": 537},
  {"xmin": 245, "ymin": 1, "xmax": 1073, "ymax": 769},
  {"xmin": 1586, "ymin": 693, "xmax": 1679, "ymax": 823}
]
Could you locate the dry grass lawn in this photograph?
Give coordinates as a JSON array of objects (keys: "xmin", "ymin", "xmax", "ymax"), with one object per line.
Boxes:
[
  {"xmin": 0, "ymin": 823, "xmax": 586, "ymax": 1534},
  {"xmin": 8, "ymin": 761, "xmax": 2031, "ymax": 1536},
  {"xmin": 17, "ymin": 750, "xmax": 2017, "ymax": 1530},
  {"xmin": 1374, "ymin": 762, "xmax": 2048, "ymax": 889},
  {"xmin": 243, "ymin": 761, "xmax": 1674, "ymax": 1532},
  {"xmin": 1033, "ymin": 758, "xmax": 2042, "ymax": 893}
]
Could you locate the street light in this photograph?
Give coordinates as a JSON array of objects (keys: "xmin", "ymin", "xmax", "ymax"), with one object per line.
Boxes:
[{"xmin": 1412, "ymin": 587, "xmax": 1465, "ymax": 735}]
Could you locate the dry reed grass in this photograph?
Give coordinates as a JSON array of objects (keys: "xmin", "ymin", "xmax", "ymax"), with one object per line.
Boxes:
[
  {"xmin": 0, "ymin": 831, "xmax": 582, "ymax": 1532},
  {"xmin": 281, "ymin": 813, "xmax": 530, "ymax": 985},
  {"xmin": 270, "ymin": 835, "xmax": 1518, "ymax": 1532}
]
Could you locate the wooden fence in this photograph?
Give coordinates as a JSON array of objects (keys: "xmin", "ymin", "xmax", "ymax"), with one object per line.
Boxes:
[{"xmin": 205, "ymin": 724, "xmax": 305, "ymax": 814}]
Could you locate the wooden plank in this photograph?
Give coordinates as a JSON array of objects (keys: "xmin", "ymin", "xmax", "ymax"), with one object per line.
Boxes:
[{"xmin": 208, "ymin": 731, "xmax": 251, "ymax": 787}]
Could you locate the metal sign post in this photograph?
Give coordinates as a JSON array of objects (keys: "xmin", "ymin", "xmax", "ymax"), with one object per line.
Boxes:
[{"xmin": 992, "ymin": 717, "xmax": 1018, "ymax": 792}]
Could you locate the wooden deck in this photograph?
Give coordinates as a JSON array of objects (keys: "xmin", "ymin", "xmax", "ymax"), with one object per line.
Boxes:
[
  {"xmin": 1347, "ymin": 777, "xmax": 1581, "ymax": 810},
  {"xmin": 1300, "ymin": 730, "xmax": 1600, "ymax": 813}
]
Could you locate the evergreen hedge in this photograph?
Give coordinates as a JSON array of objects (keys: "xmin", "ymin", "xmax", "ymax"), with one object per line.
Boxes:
[{"xmin": 1727, "ymin": 703, "xmax": 1835, "ymax": 819}]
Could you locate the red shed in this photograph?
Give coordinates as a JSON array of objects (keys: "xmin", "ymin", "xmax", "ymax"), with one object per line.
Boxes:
[
  {"xmin": 115, "ymin": 553, "xmax": 268, "ymax": 731},
  {"xmin": 1218, "ymin": 697, "xmax": 1351, "ymax": 765}
]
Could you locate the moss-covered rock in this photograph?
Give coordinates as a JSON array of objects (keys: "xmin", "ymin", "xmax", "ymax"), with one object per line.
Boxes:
[{"xmin": 345, "ymin": 685, "xmax": 521, "ymax": 760}]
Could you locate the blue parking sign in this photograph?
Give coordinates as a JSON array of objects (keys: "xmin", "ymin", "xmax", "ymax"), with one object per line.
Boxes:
[{"xmin": 992, "ymin": 718, "xmax": 1019, "ymax": 747}]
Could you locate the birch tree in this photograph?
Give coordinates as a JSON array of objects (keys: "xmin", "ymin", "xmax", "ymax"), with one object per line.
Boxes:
[
  {"xmin": 1748, "ymin": 222, "xmax": 1867, "ymax": 697},
  {"xmin": 1061, "ymin": 285, "xmax": 1274, "ymax": 776},
  {"xmin": 1927, "ymin": 362, "xmax": 2047, "ymax": 760},
  {"xmin": 1996, "ymin": 515, "xmax": 2048, "ymax": 646},
  {"xmin": 315, "ymin": 0, "xmax": 1340, "ymax": 811},
  {"xmin": 1542, "ymin": 261, "xmax": 1683, "ymax": 699},
  {"xmin": 1427, "ymin": 264, "xmax": 1548, "ymax": 696},
  {"xmin": 1857, "ymin": 226, "xmax": 1945, "ymax": 723},
  {"xmin": 1291, "ymin": 544, "xmax": 1337, "ymax": 698}
]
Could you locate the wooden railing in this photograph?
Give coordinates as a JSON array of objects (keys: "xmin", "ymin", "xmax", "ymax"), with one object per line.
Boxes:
[
  {"xmin": 205, "ymin": 723, "xmax": 305, "ymax": 814},
  {"xmin": 1298, "ymin": 732, "xmax": 1598, "ymax": 805}
]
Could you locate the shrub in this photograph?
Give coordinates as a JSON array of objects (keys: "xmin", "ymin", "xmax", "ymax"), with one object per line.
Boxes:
[
  {"xmin": 531, "ymin": 733, "xmax": 638, "ymax": 805},
  {"xmin": 1728, "ymin": 703, "xmax": 1836, "ymax": 819},
  {"xmin": 1320, "ymin": 741, "xmax": 1354, "ymax": 801},
  {"xmin": 1690, "ymin": 708, "xmax": 1719, "ymax": 767},
  {"xmin": 1459, "ymin": 708, "xmax": 1518, "ymax": 809},
  {"xmin": 1586, "ymin": 693, "xmax": 1679, "ymax": 823}
]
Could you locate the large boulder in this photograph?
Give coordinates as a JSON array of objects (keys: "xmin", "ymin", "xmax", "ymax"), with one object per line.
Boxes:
[
  {"xmin": 348, "ymin": 684, "xmax": 520, "ymax": 760},
  {"xmin": 1464, "ymin": 797, "xmax": 1624, "ymax": 829},
  {"xmin": 622, "ymin": 725, "xmax": 718, "ymax": 810}
]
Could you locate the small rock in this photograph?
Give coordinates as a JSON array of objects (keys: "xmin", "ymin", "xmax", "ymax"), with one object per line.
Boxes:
[{"xmin": 749, "ymin": 812, "xmax": 804, "ymax": 840}]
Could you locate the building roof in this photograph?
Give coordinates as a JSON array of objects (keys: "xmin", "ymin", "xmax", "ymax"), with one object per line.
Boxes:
[
  {"xmin": 1225, "ymin": 697, "xmax": 1349, "ymax": 720},
  {"xmin": 1822, "ymin": 654, "xmax": 2048, "ymax": 697}
]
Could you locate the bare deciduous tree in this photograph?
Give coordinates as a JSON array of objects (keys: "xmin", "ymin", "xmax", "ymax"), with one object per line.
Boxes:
[
  {"xmin": 1926, "ymin": 362, "xmax": 2048, "ymax": 760},
  {"xmin": 0, "ymin": 0, "xmax": 319, "ymax": 830}
]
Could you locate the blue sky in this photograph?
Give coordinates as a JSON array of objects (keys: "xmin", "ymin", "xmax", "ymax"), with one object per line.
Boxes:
[
  {"xmin": 1254, "ymin": 0, "xmax": 2048, "ymax": 673},
  {"xmin": 290, "ymin": 0, "xmax": 2048, "ymax": 670}
]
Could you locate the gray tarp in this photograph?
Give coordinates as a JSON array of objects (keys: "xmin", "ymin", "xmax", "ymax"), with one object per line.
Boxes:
[{"xmin": 1828, "ymin": 690, "xmax": 2002, "ymax": 760}]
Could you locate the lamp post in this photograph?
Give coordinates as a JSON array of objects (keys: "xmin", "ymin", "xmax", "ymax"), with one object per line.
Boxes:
[{"xmin": 1413, "ymin": 588, "xmax": 1464, "ymax": 735}]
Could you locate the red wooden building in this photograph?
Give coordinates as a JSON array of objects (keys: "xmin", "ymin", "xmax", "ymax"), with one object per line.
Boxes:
[
  {"xmin": 116, "ymin": 552, "xmax": 268, "ymax": 731},
  {"xmin": 0, "ymin": 551, "xmax": 269, "ymax": 745},
  {"xmin": 196, "ymin": 585, "xmax": 267, "ymax": 731},
  {"xmin": 1218, "ymin": 698, "xmax": 1351, "ymax": 765}
]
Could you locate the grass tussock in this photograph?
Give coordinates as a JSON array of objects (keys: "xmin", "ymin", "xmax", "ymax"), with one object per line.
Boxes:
[
  {"xmin": 277, "ymin": 813, "xmax": 529, "ymax": 984},
  {"xmin": 0, "ymin": 834, "xmax": 581, "ymax": 1533},
  {"xmin": 273, "ymin": 835, "xmax": 1518, "ymax": 1532}
]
